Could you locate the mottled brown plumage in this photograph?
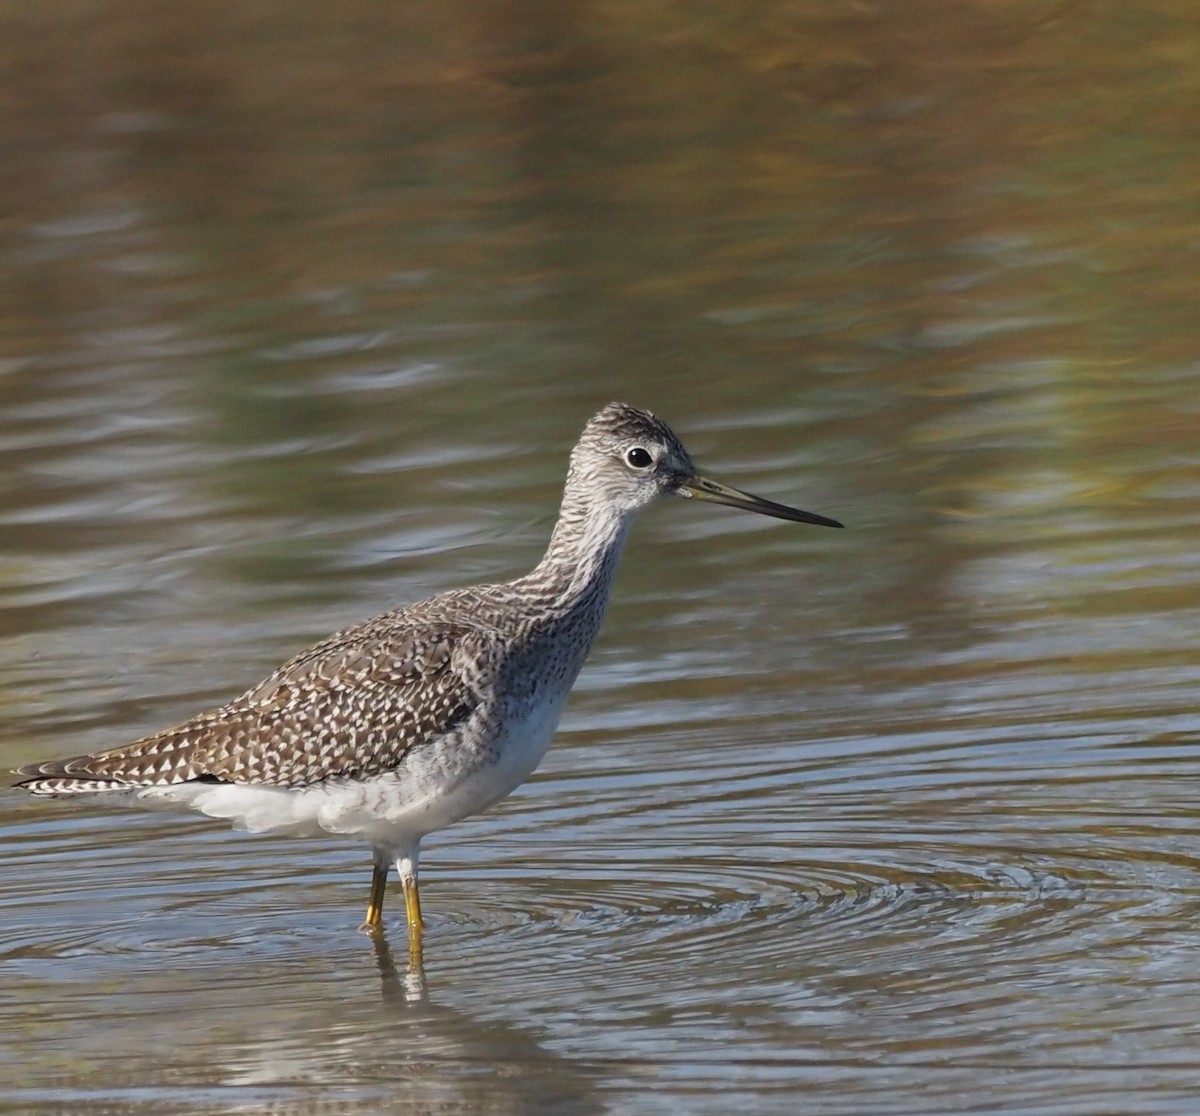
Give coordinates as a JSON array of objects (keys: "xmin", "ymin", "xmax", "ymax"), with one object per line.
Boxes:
[{"xmin": 19, "ymin": 620, "xmax": 494, "ymax": 791}]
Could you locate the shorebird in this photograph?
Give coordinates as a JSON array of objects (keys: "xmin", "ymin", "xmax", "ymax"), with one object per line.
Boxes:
[{"xmin": 14, "ymin": 402, "xmax": 842, "ymax": 957}]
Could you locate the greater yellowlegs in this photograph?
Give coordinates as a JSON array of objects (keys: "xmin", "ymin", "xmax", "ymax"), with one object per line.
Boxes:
[{"xmin": 14, "ymin": 403, "xmax": 842, "ymax": 957}]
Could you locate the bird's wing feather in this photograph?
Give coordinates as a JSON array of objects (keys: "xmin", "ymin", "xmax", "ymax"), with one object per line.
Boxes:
[{"xmin": 14, "ymin": 622, "xmax": 501, "ymax": 791}]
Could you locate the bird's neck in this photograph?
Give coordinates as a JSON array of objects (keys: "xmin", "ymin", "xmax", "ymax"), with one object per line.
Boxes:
[{"xmin": 520, "ymin": 478, "xmax": 634, "ymax": 619}]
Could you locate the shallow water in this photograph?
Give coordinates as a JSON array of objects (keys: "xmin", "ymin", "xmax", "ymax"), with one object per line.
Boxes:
[{"xmin": 4, "ymin": 2, "xmax": 1200, "ymax": 1113}]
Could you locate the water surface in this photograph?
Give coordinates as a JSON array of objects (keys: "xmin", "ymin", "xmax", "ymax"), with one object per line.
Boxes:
[{"xmin": 4, "ymin": 2, "xmax": 1200, "ymax": 1113}]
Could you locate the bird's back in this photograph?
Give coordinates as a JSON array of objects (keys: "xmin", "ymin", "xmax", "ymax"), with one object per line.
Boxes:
[{"xmin": 13, "ymin": 560, "xmax": 615, "ymax": 796}]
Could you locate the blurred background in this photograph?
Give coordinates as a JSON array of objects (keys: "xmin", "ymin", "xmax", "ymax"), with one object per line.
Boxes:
[{"xmin": 3, "ymin": 2, "xmax": 1200, "ymax": 1113}]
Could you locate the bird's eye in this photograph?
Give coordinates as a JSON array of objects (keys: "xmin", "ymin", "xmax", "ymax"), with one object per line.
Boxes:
[{"xmin": 625, "ymin": 447, "xmax": 654, "ymax": 469}]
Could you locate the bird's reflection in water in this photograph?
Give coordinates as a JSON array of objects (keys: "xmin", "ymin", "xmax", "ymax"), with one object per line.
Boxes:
[
  {"xmin": 12, "ymin": 927, "xmax": 607, "ymax": 1116},
  {"xmin": 370, "ymin": 926, "xmax": 430, "ymax": 1007}
]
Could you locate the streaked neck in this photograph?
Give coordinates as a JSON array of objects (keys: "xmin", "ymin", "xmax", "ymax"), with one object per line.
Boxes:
[{"xmin": 520, "ymin": 475, "xmax": 634, "ymax": 615}]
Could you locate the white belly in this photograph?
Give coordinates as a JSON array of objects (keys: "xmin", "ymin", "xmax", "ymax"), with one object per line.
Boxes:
[{"xmin": 137, "ymin": 689, "xmax": 569, "ymax": 848}]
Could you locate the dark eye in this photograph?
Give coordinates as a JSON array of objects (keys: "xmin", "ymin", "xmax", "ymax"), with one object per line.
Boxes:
[{"xmin": 625, "ymin": 447, "xmax": 653, "ymax": 469}]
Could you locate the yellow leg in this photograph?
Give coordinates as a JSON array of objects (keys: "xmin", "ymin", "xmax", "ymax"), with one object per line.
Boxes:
[
  {"xmin": 360, "ymin": 850, "xmax": 388, "ymax": 932},
  {"xmin": 398, "ymin": 849, "xmax": 424, "ymax": 963},
  {"xmin": 402, "ymin": 872, "xmax": 423, "ymax": 930}
]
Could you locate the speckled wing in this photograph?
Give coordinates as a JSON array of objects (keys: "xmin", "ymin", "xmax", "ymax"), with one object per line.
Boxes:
[{"xmin": 14, "ymin": 622, "xmax": 500, "ymax": 794}]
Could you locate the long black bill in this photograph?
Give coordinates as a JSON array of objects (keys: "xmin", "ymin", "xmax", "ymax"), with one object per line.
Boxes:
[{"xmin": 679, "ymin": 474, "xmax": 844, "ymax": 528}]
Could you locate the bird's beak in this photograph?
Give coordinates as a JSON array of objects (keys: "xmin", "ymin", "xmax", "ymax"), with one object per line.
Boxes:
[{"xmin": 677, "ymin": 474, "xmax": 844, "ymax": 528}]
